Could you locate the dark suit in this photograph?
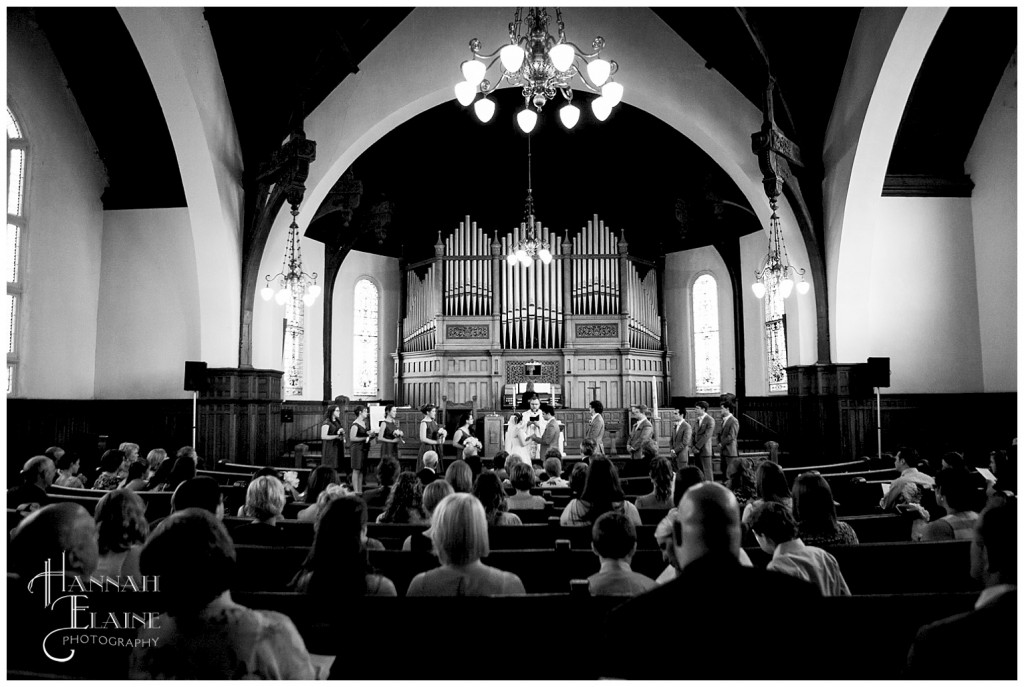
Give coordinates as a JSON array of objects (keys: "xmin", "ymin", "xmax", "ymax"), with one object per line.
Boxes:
[
  {"xmin": 670, "ymin": 419, "xmax": 693, "ymax": 469},
  {"xmin": 583, "ymin": 413, "xmax": 605, "ymax": 455},
  {"xmin": 693, "ymin": 413, "xmax": 715, "ymax": 480},
  {"xmin": 603, "ymin": 552, "xmax": 827, "ymax": 679},
  {"xmin": 718, "ymin": 414, "xmax": 739, "ymax": 462},
  {"xmin": 627, "ymin": 417, "xmax": 654, "ymax": 460},
  {"xmin": 416, "ymin": 468, "xmax": 438, "ymax": 486},
  {"xmin": 905, "ymin": 590, "xmax": 1017, "ymax": 679}
]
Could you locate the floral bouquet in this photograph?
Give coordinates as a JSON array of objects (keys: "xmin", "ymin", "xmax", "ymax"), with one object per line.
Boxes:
[
  {"xmin": 437, "ymin": 427, "xmax": 448, "ymax": 441},
  {"xmin": 281, "ymin": 471, "xmax": 300, "ymax": 490},
  {"xmin": 464, "ymin": 436, "xmax": 483, "ymax": 452},
  {"xmin": 393, "ymin": 428, "xmax": 405, "ymax": 444}
]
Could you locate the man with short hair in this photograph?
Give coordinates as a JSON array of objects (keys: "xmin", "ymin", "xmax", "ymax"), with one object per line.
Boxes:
[
  {"xmin": 9, "ymin": 501, "xmax": 99, "ymax": 582},
  {"xmin": 526, "ymin": 404, "xmax": 561, "ymax": 461},
  {"xmin": 417, "ymin": 451, "xmax": 440, "ymax": 486},
  {"xmin": 176, "ymin": 445, "xmax": 201, "ymax": 469},
  {"xmin": 693, "ymin": 401, "xmax": 715, "ymax": 483},
  {"xmin": 749, "ymin": 501, "xmax": 850, "ymax": 596},
  {"xmin": 880, "ymin": 446, "xmax": 935, "ymax": 511},
  {"xmin": 670, "ymin": 413, "xmax": 692, "ymax": 470},
  {"xmin": 717, "ymin": 401, "xmax": 739, "ymax": 478},
  {"xmin": 905, "ymin": 499, "xmax": 1016, "ymax": 679},
  {"xmin": 8, "ymin": 455, "xmax": 56, "ymax": 511},
  {"xmin": 604, "ymin": 483, "xmax": 825, "ymax": 679},
  {"xmin": 587, "ymin": 511, "xmax": 657, "ymax": 596},
  {"xmin": 583, "ymin": 399, "xmax": 605, "ymax": 455},
  {"xmin": 626, "ymin": 404, "xmax": 654, "ymax": 461}
]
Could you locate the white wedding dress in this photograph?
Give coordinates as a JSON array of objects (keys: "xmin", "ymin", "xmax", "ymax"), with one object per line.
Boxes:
[{"xmin": 504, "ymin": 415, "xmax": 531, "ymax": 463}]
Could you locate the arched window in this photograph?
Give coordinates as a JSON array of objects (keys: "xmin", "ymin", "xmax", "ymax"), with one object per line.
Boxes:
[
  {"xmin": 692, "ymin": 274, "xmax": 721, "ymax": 394},
  {"xmin": 7, "ymin": 106, "xmax": 26, "ymax": 396},
  {"xmin": 353, "ymin": 278, "xmax": 379, "ymax": 397},
  {"xmin": 764, "ymin": 270, "xmax": 789, "ymax": 392}
]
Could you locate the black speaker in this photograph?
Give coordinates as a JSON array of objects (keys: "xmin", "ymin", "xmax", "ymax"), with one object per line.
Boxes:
[
  {"xmin": 281, "ymin": 408, "xmax": 294, "ymax": 423},
  {"xmin": 866, "ymin": 357, "xmax": 890, "ymax": 388},
  {"xmin": 184, "ymin": 361, "xmax": 208, "ymax": 391}
]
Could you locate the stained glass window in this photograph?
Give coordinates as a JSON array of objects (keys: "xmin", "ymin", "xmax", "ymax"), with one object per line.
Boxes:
[
  {"xmin": 7, "ymin": 105, "xmax": 25, "ymax": 396},
  {"xmin": 764, "ymin": 270, "xmax": 789, "ymax": 392},
  {"xmin": 692, "ymin": 274, "xmax": 721, "ymax": 394},
  {"xmin": 354, "ymin": 278, "xmax": 379, "ymax": 397}
]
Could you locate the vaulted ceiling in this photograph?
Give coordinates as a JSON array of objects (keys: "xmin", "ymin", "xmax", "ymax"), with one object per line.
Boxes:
[{"xmin": 24, "ymin": 6, "xmax": 1016, "ymax": 260}]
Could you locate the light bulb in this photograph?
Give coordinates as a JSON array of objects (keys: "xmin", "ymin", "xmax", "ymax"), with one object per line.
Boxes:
[
  {"xmin": 587, "ymin": 59, "xmax": 611, "ymax": 86},
  {"xmin": 780, "ymin": 278, "xmax": 794, "ymax": 298},
  {"xmin": 461, "ymin": 59, "xmax": 486, "ymax": 86},
  {"xmin": 506, "ymin": 252, "xmax": 519, "ymax": 266},
  {"xmin": 516, "ymin": 108, "xmax": 538, "ymax": 133},
  {"xmin": 591, "ymin": 96, "xmax": 612, "ymax": 121},
  {"xmin": 559, "ymin": 103, "xmax": 580, "ymax": 129},
  {"xmin": 751, "ymin": 282, "xmax": 766, "ymax": 299},
  {"xmin": 454, "ymin": 80, "xmax": 476, "ymax": 107},
  {"xmin": 500, "ymin": 44, "xmax": 525, "ymax": 72},
  {"xmin": 602, "ymin": 81, "xmax": 624, "ymax": 107},
  {"xmin": 260, "ymin": 286, "xmax": 275, "ymax": 301},
  {"xmin": 302, "ymin": 293, "xmax": 315, "ymax": 307},
  {"xmin": 796, "ymin": 280, "xmax": 811, "ymax": 295},
  {"xmin": 538, "ymin": 248, "xmax": 553, "ymax": 264},
  {"xmin": 307, "ymin": 284, "xmax": 321, "ymax": 298},
  {"xmin": 274, "ymin": 289, "xmax": 289, "ymax": 305},
  {"xmin": 549, "ymin": 43, "xmax": 574, "ymax": 72},
  {"xmin": 515, "ymin": 248, "xmax": 528, "ymax": 264},
  {"xmin": 474, "ymin": 97, "xmax": 495, "ymax": 123}
]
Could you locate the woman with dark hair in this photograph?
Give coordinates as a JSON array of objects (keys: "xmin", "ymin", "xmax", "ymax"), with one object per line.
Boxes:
[
  {"xmin": 289, "ymin": 496, "xmax": 396, "ymax": 597},
  {"xmin": 920, "ymin": 468, "xmax": 980, "ymax": 542},
  {"xmin": 445, "ymin": 459, "xmax": 474, "ymax": 494},
  {"xmin": 162, "ymin": 454, "xmax": 198, "ymax": 494},
  {"xmin": 296, "ymin": 466, "xmax": 339, "ymax": 522},
  {"xmin": 145, "ymin": 457, "xmax": 176, "ymax": 492},
  {"xmin": 569, "ymin": 462, "xmax": 589, "ymax": 498},
  {"xmin": 792, "ymin": 472, "xmax": 859, "ymax": 547},
  {"xmin": 635, "ymin": 457, "xmax": 675, "ymax": 509},
  {"xmin": 724, "ymin": 457, "xmax": 757, "ymax": 510},
  {"xmin": 987, "ymin": 449, "xmax": 1016, "ymax": 497},
  {"xmin": 742, "ymin": 460, "xmax": 792, "ymax": 526},
  {"xmin": 377, "ymin": 404, "xmax": 402, "ymax": 460},
  {"xmin": 673, "ymin": 466, "xmax": 706, "ymax": 508},
  {"xmin": 473, "ymin": 472, "xmax": 523, "ymax": 526},
  {"xmin": 92, "ymin": 449, "xmax": 126, "ymax": 491},
  {"xmin": 54, "ymin": 451, "xmax": 85, "ymax": 489},
  {"xmin": 349, "ymin": 405, "xmax": 372, "ymax": 493},
  {"xmin": 560, "ymin": 456, "xmax": 641, "ymax": 526},
  {"xmin": 417, "ymin": 404, "xmax": 445, "ymax": 472},
  {"xmin": 119, "ymin": 461, "xmax": 150, "ymax": 491},
  {"xmin": 491, "ymin": 451, "xmax": 510, "ymax": 482},
  {"xmin": 451, "ymin": 412, "xmax": 475, "ymax": 462},
  {"xmin": 320, "ymin": 404, "xmax": 344, "ymax": 471},
  {"xmin": 376, "ymin": 471, "xmax": 428, "ymax": 524},
  {"xmin": 93, "ymin": 488, "xmax": 149, "ymax": 582},
  {"xmin": 507, "ymin": 462, "xmax": 546, "ymax": 510},
  {"xmin": 403, "ymin": 479, "xmax": 455, "ymax": 552},
  {"xmin": 129, "ymin": 510, "xmax": 314, "ymax": 679}
]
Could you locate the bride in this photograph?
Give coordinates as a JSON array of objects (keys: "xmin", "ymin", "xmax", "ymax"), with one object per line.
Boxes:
[{"xmin": 504, "ymin": 413, "xmax": 531, "ymax": 463}]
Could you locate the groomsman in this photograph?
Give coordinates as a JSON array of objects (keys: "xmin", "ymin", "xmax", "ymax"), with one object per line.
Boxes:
[
  {"xmin": 583, "ymin": 400, "xmax": 606, "ymax": 455},
  {"xmin": 626, "ymin": 404, "xmax": 654, "ymax": 461},
  {"xmin": 717, "ymin": 400, "xmax": 740, "ymax": 478},
  {"xmin": 693, "ymin": 401, "xmax": 715, "ymax": 481},
  {"xmin": 670, "ymin": 413, "xmax": 693, "ymax": 470}
]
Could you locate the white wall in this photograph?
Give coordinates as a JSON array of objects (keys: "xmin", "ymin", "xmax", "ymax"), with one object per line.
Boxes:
[
  {"xmin": 7, "ymin": 12, "xmax": 107, "ymax": 399},
  {"xmin": 664, "ymin": 247, "xmax": 735, "ymax": 398},
  {"xmin": 868, "ymin": 198, "xmax": 983, "ymax": 393},
  {"xmin": 94, "ymin": 209, "xmax": 201, "ymax": 399},
  {"xmin": 331, "ymin": 251, "xmax": 400, "ymax": 400},
  {"xmin": 966, "ymin": 52, "xmax": 1017, "ymax": 392}
]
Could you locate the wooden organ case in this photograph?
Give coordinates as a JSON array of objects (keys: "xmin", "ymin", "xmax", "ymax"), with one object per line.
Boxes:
[{"xmin": 393, "ymin": 215, "xmax": 670, "ymax": 414}]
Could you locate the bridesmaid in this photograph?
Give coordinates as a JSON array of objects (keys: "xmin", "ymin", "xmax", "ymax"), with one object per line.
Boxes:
[
  {"xmin": 349, "ymin": 405, "xmax": 372, "ymax": 493},
  {"xmin": 416, "ymin": 404, "xmax": 446, "ymax": 472},
  {"xmin": 320, "ymin": 404, "xmax": 344, "ymax": 470},
  {"xmin": 377, "ymin": 404, "xmax": 402, "ymax": 460},
  {"xmin": 451, "ymin": 412, "xmax": 475, "ymax": 462}
]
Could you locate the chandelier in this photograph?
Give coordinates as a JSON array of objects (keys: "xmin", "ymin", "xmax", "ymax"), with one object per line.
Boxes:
[
  {"xmin": 751, "ymin": 199, "xmax": 810, "ymax": 299},
  {"xmin": 454, "ymin": 7, "xmax": 623, "ymax": 133},
  {"xmin": 261, "ymin": 204, "xmax": 321, "ymax": 306},
  {"xmin": 507, "ymin": 135, "xmax": 552, "ymax": 266}
]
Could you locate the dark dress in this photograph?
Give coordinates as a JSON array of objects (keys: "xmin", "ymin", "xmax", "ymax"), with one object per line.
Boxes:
[
  {"xmin": 452, "ymin": 426, "xmax": 473, "ymax": 462},
  {"xmin": 416, "ymin": 418, "xmax": 441, "ymax": 471},
  {"xmin": 321, "ymin": 418, "xmax": 344, "ymax": 469},
  {"xmin": 350, "ymin": 421, "xmax": 370, "ymax": 472},
  {"xmin": 379, "ymin": 419, "xmax": 399, "ymax": 459}
]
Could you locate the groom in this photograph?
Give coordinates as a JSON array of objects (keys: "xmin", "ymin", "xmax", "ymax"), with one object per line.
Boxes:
[{"xmin": 526, "ymin": 404, "xmax": 561, "ymax": 462}]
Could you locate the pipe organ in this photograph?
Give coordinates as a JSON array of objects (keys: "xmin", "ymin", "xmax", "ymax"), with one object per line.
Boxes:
[{"xmin": 395, "ymin": 215, "xmax": 670, "ymax": 411}]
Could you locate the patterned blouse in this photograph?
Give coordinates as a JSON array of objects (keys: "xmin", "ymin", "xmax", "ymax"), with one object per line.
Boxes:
[
  {"xmin": 91, "ymin": 472, "xmax": 122, "ymax": 491},
  {"xmin": 798, "ymin": 520, "xmax": 860, "ymax": 548}
]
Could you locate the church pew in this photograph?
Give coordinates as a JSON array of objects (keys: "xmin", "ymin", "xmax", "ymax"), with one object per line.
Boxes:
[
  {"xmin": 233, "ymin": 545, "xmax": 310, "ymax": 591},
  {"xmin": 507, "ymin": 502, "xmax": 556, "ymax": 523},
  {"xmin": 839, "ymin": 513, "xmax": 913, "ymax": 543},
  {"xmin": 781, "ymin": 459, "xmax": 870, "ymax": 480},
  {"xmin": 45, "ymin": 492, "xmax": 101, "ymax": 514}
]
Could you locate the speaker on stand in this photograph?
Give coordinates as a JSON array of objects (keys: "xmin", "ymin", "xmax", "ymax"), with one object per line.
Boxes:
[
  {"xmin": 184, "ymin": 361, "xmax": 209, "ymax": 448},
  {"xmin": 866, "ymin": 357, "xmax": 890, "ymax": 462}
]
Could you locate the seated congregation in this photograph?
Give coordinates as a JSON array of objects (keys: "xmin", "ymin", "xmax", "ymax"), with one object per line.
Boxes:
[{"xmin": 6, "ymin": 442, "xmax": 1017, "ymax": 680}]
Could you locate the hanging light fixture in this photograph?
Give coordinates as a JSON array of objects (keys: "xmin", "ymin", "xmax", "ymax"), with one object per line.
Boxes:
[
  {"xmin": 751, "ymin": 199, "xmax": 810, "ymax": 299},
  {"xmin": 506, "ymin": 135, "xmax": 552, "ymax": 266},
  {"xmin": 261, "ymin": 204, "xmax": 321, "ymax": 306},
  {"xmin": 455, "ymin": 7, "xmax": 623, "ymax": 132}
]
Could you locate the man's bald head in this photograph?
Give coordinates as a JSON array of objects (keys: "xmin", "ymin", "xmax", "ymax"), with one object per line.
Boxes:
[
  {"xmin": 10, "ymin": 502, "xmax": 99, "ymax": 579},
  {"xmin": 674, "ymin": 482, "xmax": 742, "ymax": 569},
  {"xmin": 22, "ymin": 455, "xmax": 56, "ymax": 488}
]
